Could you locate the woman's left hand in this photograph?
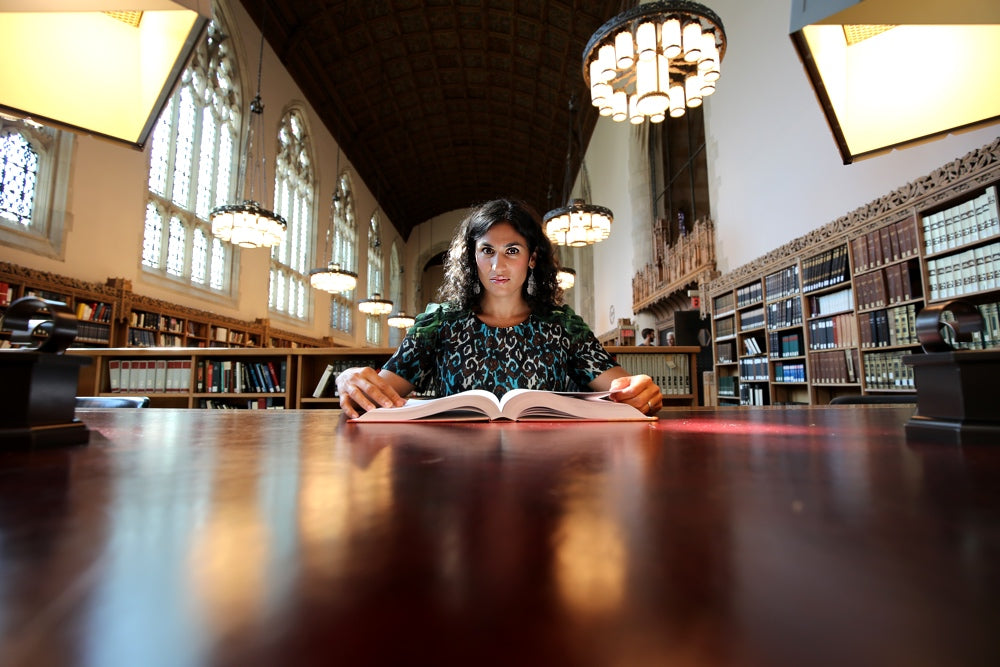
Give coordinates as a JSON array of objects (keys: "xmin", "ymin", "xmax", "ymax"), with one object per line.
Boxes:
[{"xmin": 608, "ymin": 374, "xmax": 662, "ymax": 415}]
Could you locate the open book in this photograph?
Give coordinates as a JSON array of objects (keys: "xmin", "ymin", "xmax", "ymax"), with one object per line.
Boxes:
[{"xmin": 350, "ymin": 388, "xmax": 655, "ymax": 422}]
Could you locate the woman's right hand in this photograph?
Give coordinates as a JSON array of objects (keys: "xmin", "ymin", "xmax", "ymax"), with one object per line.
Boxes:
[{"xmin": 335, "ymin": 367, "xmax": 408, "ymax": 419}]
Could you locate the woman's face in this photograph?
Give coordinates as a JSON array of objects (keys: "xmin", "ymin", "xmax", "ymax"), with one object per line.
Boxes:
[{"xmin": 474, "ymin": 222, "xmax": 535, "ymax": 299}]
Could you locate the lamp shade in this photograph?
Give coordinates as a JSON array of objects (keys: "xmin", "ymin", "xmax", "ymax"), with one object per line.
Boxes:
[
  {"xmin": 790, "ymin": 0, "xmax": 1000, "ymax": 163},
  {"xmin": 387, "ymin": 312, "xmax": 415, "ymax": 329},
  {"xmin": 358, "ymin": 293, "xmax": 393, "ymax": 316},
  {"xmin": 309, "ymin": 262, "xmax": 358, "ymax": 293},
  {"xmin": 0, "ymin": 2, "xmax": 209, "ymax": 149}
]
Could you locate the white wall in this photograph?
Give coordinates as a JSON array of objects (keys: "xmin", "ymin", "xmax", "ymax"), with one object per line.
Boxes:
[{"xmin": 583, "ymin": 0, "xmax": 1000, "ymax": 324}]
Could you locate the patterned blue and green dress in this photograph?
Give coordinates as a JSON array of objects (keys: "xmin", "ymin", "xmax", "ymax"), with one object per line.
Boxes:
[{"xmin": 382, "ymin": 302, "xmax": 619, "ymax": 399}]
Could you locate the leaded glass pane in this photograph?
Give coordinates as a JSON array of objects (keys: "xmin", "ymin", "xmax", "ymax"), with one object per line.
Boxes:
[
  {"xmin": 210, "ymin": 238, "xmax": 225, "ymax": 290},
  {"xmin": 166, "ymin": 216, "xmax": 186, "ymax": 277},
  {"xmin": 142, "ymin": 202, "xmax": 163, "ymax": 268},
  {"xmin": 0, "ymin": 130, "xmax": 37, "ymax": 227},
  {"xmin": 147, "ymin": 99, "xmax": 172, "ymax": 196},
  {"xmin": 195, "ymin": 107, "xmax": 217, "ymax": 219},
  {"xmin": 191, "ymin": 227, "xmax": 207, "ymax": 284},
  {"xmin": 172, "ymin": 87, "xmax": 195, "ymax": 208}
]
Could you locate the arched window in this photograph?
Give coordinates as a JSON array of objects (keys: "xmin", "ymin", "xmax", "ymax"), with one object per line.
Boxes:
[
  {"xmin": 365, "ymin": 210, "xmax": 385, "ymax": 345},
  {"xmin": 141, "ymin": 19, "xmax": 238, "ymax": 293},
  {"xmin": 329, "ymin": 172, "xmax": 357, "ymax": 333},
  {"xmin": 269, "ymin": 108, "xmax": 314, "ymax": 320},
  {"xmin": 0, "ymin": 117, "xmax": 73, "ymax": 258}
]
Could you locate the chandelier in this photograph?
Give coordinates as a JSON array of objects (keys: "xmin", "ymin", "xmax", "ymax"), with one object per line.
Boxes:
[
  {"xmin": 358, "ymin": 293, "xmax": 394, "ymax": 316},
  {"xmin": 309, "ymin": 168, "xmax": 358, "ymax": 293},
  {"xmin": 387, "ymin": 311, "xmax": 416, "ymax": 329},
  {"xmin": 543, "ymin": 98, "xmax": 614, "ymax": 247},
  {"xmin": 556, "ymin": 267, "xmax": 577, "ymax": 290},
  {"xmin": 210, "ymin": 22, "xmax": 286, "ymax": 248},
  {"xmin": 584, "ymin": 0, "xmax": 726, "ymax": 123}
]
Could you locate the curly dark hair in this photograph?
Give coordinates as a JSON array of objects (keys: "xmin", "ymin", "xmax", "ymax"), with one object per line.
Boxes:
[{"xmin": 437, "ymin": 198, "xmax": 564, "ymax": 313}]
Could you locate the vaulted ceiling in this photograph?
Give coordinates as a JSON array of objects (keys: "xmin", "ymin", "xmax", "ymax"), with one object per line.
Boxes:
[{"xmin": 245, "ymin": 0, "xmax": 626, "ymax": 240}]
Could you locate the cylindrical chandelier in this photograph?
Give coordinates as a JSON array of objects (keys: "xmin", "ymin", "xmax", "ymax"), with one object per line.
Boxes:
[
  {"xmin": 584, "ymin": 0, "xmax": 726, "ymax": 123},
  {"xmin": 210, "ymin": 23, "xmax": 287, "ymax": 248},
  {"xmin": 544, "ymin": 200, "xmax": 613, "ymax": 247},
  {"xmin": 358, "ymin": 293, "xmax": 394, "ymax": 316},
  {"xmin": 309, "ymin": 261, "xmax": 358, "ymax": 293},
  {"xmin": 556, "ymin": 267, "xmax": 576, "ymax": 290},
  {"xmin": 387, "ymin": 311, "xmax": 416, "ymax": 329}
]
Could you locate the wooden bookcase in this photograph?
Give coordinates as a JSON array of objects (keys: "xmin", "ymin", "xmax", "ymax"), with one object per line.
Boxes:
[
  {"xmin": 705, "ymin": 138, "xmax": 1000, "ymax": 405},
  {"xmin": 1, "ymin": 264, "xmax": 330, "ymax": 351},
  {"xmin": 68, "ymin": 346, "xmax": 701, "ymax": 409},
  {"xmin": 1, "ymin": 263, "xmax": 118, "ymax": 348}
]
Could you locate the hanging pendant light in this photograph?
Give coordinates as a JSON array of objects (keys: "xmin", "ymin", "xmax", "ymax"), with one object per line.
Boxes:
[
  {"xmin": 388, "ymin": 311, "xmax": 416, "ymax": 329},
  {"xmin": 358, "ymin": 292, "xmax": 394, "ymax": 316},
  {"xmin": 209, "ymin": 14, "xmax": 286, "ymax": 248},
  {"xmin": 556, "ymin": 267, "xmax": 577, "ymax": 290},
  {"xmin": 585, "ymin": 1, "xmax": 726, "ymax": 124},
  {"xmin": 543, "ymin": 97, "xmax": 614, "ymax": 247},
  {"xmin": 309, "ymin": 154, "xmax": 358, "ymax": 293}
]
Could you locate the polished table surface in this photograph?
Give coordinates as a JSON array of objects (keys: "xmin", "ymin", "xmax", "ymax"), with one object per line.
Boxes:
[{"xmin": 2, "ymin": 406, "xmax": 998, "ymax": 667}]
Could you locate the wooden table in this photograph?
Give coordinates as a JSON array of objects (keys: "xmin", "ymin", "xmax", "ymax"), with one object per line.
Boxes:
[{"xmin": 2, "ymin": 407, "xmax": 998, "ymax": 666}]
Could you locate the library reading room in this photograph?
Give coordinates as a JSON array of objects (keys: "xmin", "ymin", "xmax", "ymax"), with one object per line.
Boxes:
[{"xmin": 2, "ymin": 1, "xmax": 999, "ymax": 666}]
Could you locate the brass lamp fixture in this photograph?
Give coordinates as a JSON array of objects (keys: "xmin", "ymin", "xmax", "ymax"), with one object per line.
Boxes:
[
  {"xmin": 209, "ymin": 17, "xmax": 286, "ymax": 249},
  {"xmin": 358, "ymin": 293, "xmax": 394, "ymax": 316},
  {"xmin": 584, "ymin": 0, "xmax": 726, "ymax": 124},
  {"xmin": 543, "ymin": 98, "xmax": 614, "ymax": 247},
  {"xmin": 309, "ymin": 159, "xmax": 358, "ymax": 293}
]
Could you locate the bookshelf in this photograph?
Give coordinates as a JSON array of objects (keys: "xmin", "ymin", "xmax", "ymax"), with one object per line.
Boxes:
[
  {"xmin": 0, "ymin": 263, "xmax": 330, "ymax": 351},
  {"xmin": 705, "ymin": 138, "xmax": 1000, "ymax": 406},
  {"xmin": 68, "ymin": 346, "xmax": 701, "ymax": 409},
  {"xmin": 1, "ymin": 263, "xmax": 117, "ymax": 348}
]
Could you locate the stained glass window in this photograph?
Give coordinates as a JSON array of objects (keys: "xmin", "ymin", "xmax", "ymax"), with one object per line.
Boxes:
[
  {"xmin": 329, "ymin": 172, "xmax": 357, "ymax": 334},
  {"xmin": 141, "ymin": 19, "xmax": 238, "ymax": 294},
  {"xmin": 269, "ymin": 109, "xmax": 314, "ymax": 320},
  {"xmin": 366, "ymin": 211, "xmax": 385, "ymax": 345}
]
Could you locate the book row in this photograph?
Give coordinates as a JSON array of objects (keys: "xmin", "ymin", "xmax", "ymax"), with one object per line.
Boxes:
[
  {"xmin": 198, "ymin": 397, "xmax": 286, "ymax": 410},
  {"xmin": 862, "ymin": 350, "xmax": 915, "ymax": 390},
  {"xmin": 921, "ymin": 185, "xmax": 1000, "ymax": 255},
  {"xmin": 718, "ymin": 375, "xmax": 738, "ymax": 397},
  {"xmin": 859, "ymin": 304, "xmax": 918, "ymax": 349},
  {"xmin": 768, "ymin": 331, "xmax": 804, "ymax": 358},
  {"xmin": 715, "ymin": 316, "xmax": 735, "ymax": 338},
  {"xmin": 736, "ymin": 281, "xmax": 763, "ymax": 308},
  {"xmin": 127, "ymin": 327, "xmax": 190, "ymax": 347},
  {"xmin": 74, "ymin": 320, "xmax": 112, "ymax": 345},
  {"xmin": 74, "ymin": 301, "xmax": 113, "ymax": 323},
  {"xmin": 926, "ymin": 241, "xmax": 1000, "ymax": 300},
  {"xmin": 808, "ymin": 287, "xmax": 853, "ymax": 317},
  {"xmin": 739, "ymin": 384, "xmax": 768, "ymax": 406},
  {"xmin": 738, "ymin": 356, "xmax": 768, "ymax": 381},
  {"xmin": 614, "ymin": 352, "xmax": 693, "ymax": 395},
  {"xmin": 766, "ymin": 297, "xmax": 802, "ymax": 329},
  {"xmin": 808, "ymin": 312, "xmax": 858, "ymax": 350},
  {"xmin": 850, "ymin": 218, "xmax": 920, "ymax": 273},
  {"xmin": 772, "ymin": 361, "xmax": 805, "ymax": 383},
  {"xmin": 764, "ymin": 265, "xmax": 800, "ymax": 301},
  {"xmin": 716, "ymin": 340, "xmax": 736, "ymax": 364},
  {"xmin": 196, "ymin": 359, "xmax": 287, "ymax": 394},
  {"xmin": 130, "ymin": 310, "xmax": 186, "ymax": 333},
  {"xmin": 855, "ymin": 261, "xmax": 921, "ymax": 310},
  {"xmin": 809, "ymin": 348, "xmax": 860, "ymax": 385},
  {"xmin": 802, "ymin": 244, "xmax": 850, "ymax": 293},
  {"xmin": 713, "ymin": 291, "xmax": 735, "ymax": 314},
  {"xmin": 108, "ymin": 359, "xmax": 193, "ymax": 393},
  {"xmin": 739, "ymin": 306, "xmax": 764, "ymax": 331}
]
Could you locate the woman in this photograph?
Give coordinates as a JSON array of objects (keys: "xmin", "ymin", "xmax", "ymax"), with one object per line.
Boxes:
[{"xmin": 336, "ymin": 198, "xmax": 662, "ymax": 418}]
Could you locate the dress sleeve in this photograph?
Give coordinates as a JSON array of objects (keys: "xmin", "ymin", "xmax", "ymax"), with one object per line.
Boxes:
[
  {"xmin": 558, "ymin": 307, "xmax": 620, "ymax": 387},
  {"xmin": 382, "ymin": 303, "xmax": 443, "ymax": 392}
]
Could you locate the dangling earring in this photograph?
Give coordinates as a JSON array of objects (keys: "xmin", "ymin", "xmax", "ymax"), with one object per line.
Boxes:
[
  {"xmin": 474, "ymin": 280, "xmax": 481, "ymax": 295},
  {"xmin": 526, "ymin": 269, "xmax": 536, "ymax": 296}
]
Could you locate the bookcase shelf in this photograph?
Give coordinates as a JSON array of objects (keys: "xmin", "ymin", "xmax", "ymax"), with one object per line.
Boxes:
[
  {"xmin": 67, "ymin": 346, "xmax": 701, "ymax": 410},
  {"xmin": 0, "ymin": 263, "xmax": 331, "ymax": 351},
  {"xmin": 705, "ymin": 138, "xmax": 1000, "ymax": 405}
]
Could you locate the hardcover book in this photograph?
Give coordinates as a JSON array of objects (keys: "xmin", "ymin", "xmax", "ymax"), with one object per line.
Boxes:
[{"xmin": 350, "ymin": 389, "xmax": 655, "ymax": 422}]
